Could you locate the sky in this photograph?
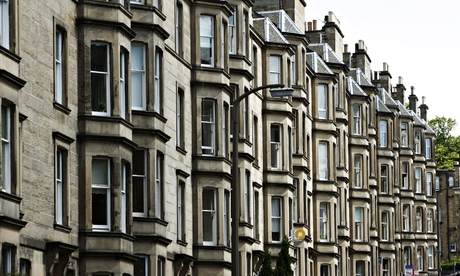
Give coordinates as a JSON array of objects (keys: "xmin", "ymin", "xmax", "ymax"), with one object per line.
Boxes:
[{"xmin": 306, "ymin": 0, "xmax": 460, "ymax": 135}]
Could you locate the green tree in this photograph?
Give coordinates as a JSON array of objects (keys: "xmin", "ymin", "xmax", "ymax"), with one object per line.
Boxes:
[
  {"xmin": 428, "ymin": 116, "xmax": 460, "ymax": 169},
  {"xmin": 273, "ymin": 236, "xmax": 293, "ymax": 276},
  {"xmin": 259, "ymin": 249, "xmax": 273, "ymax": 276}
]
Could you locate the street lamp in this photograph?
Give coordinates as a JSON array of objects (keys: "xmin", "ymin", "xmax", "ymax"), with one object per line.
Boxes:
[{"xmin": 231, "ymin": 84, "xmax": 294, "ymax": 276}]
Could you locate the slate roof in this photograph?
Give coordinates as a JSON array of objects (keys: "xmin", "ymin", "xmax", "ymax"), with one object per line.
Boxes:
[
  {"xmin": 348, "ymin": 68, "xmax": 373, "ymax": 87},
  {"xmin": 347, "ymin": 76, "xmax": 367, "ymax": 97},
  {"xmin": 308, "ymin": 43, "xmax": 343, "ymax": 64},
  {"xmin": 306, "ymin": 52, "xmax": 334, "ymax": 75},
  {"xmin": 376, "ymin": 88, "xmax": 393, "ymax": 113},
  {"xmin": 253, "ymin": 18, "xmax": 289, "ymax": 44},
  {"xmin": 257, "ymin": 10, "xmax": 302, "ymax": 35}
]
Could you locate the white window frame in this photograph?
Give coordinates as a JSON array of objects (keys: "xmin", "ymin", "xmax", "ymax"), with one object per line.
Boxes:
[
  {"xmin": 416, "ymin": 207, "xmax": 422, "ymax": 232},
  {"xmin": 132, "ymin": 150, "xmax": 147, "ymax": 217},
  {"xmin": 449, "ymin": 176, "xmax": 454, "ymax": 187},
  {"xmin": 382, "ymin": 258, "xmax": 389, "ymax": 276},
  {"xmin": 293, "ymin": 179, "xmax": 298, "ymax": 223},
  {"xmin": 242, "ymin": 12, "xmax": 247, "ymax": 55},
  {"xmin": 120, "ymin": 50, "xmax": 126, "ymax": 119},
  {"xmin": 404, "ymin": 247, "xmax": 411, "ymax": 266},
  {"xmin": 425, "ymin": 138, "xmax": 432, "ymax": 159},
  {"xmin": 121, "ymin": 163, "xmax": 127, "ymax": 233},
  {"xmin": 175, "ymin": 2, "xmax": 182, "ymax": 55},
  {"xmin": 131, "ymin": 43, "xmax": 146, "ymax": 111},
  {"xmin": 201, "ymin": 99, "xmax": 215, "ymax": 155},
  {"xmin": 427, "ymin": 208, "xmax": 433, "ymax": 233},
  {"xmin": 177, "ymin": 181, "xmax": 185, "ymax": 241},
  {"xmin": 228, "ymin": 7, "xmax": 236, "ymax": 54},
  {"xmin": 379, "ymin": 120, "xmax": 387, "ymax": 147},
  {"xmin": 91, "ymin": 158, "xmax": 111, "ymax": 231},
  {"xmin": 355, "ymin": 260, "xmax": 364, "ymax": 276},
  {"xmin": 426, "ymin": 172, "xmax": 433, "ymax": 196},
  {"xmin": 154, "ymin": 48, "xmax": 162, "ymax": 113},
  {"xmin": 417, "ymin": 246, "xmax": 423, "ymax": 271},
  {"xmin": 2, "ymin": 105, "xmax": 12, "ymax": 193},
  {"xmin": 223, "ymin": 190, "xmax": 229, "ymax": 246},
  {"xmin": 200, "ymin": 15, "xmax": 214, "ymax": 67},
  {"xmin": 91, "ymin": 43, "xmax": 110, "ymax": 116},
  {"xmin": 318, "ymin": 84, "xmax": 328, "ymax": 119},
  {"xmin": 202, "ymin": 188, "xmax": 217, "ymax": 245},
  {"xmin": 381, "ymin": 164, "xmax": 388, "ymax": 194},
  {"xmin": 353, "ymin": 104, "xmax": 362, "ymax": 135},
  {"xmin": 269, "ymin": 55, "xmax": 281, "ymax": 85},
  {"xmin": 403, "ymin": 204, "xmax": 410, "ymax": 232},
  {"xmin": 415, "ymin": 167, "xmax": 422, "ymax": 193},
  {"xmin": 155, "ymin": 153, "xmax": 163, "ymax": 219},
  {"xmin": 292, "ymin": 110, "xmax": 297, "ymax": 154},
  {"xmin": 291, "ymin": 55, "xmax": 296, "ymax": 85},
  {"xmin": 0, "ymin": 0, "xmax": 9, "ymax": 49},
  {"xmin": 381, "ymin": 211, "xmax": 389, "ymax": 241},
  {"xmin": 451, "ymin": 241, "xmax": 457, "ymax": 252},
  {"xmin": 318, "ymin": 142, "xmax": 328, "ymax": 180},
  {"xmin": 271, "ymin": 197, "xmax": 282, "ymax": 242},
  {"xmin": 55, "ymin": 29, "xmax": 64, "ymax": 104},
  {"xmin": 401, "ymin": 122, "xmax": 408, "ymax": 147},
  {"xmin": 319, "ymin": 202, "xmax": 329, "ymax": 241},
  {"xmin": 270, "ymin": 124, "xmax": 281, "ymax": 169},
  {"xmin": 157, "ymin": 257, "xmax": 165, "ymax": 276},
  {"xmin": 354, "ymin": 154, "xmax": 362, "ymax": 188},
  {"xmin": 428, "ymin": 245, "xmax": 434, "ymax": 269},
  {"xmin": 177, "ymin": 89, "xmax": 184, "ymax": 148},
  {"xmin": 355, "ymin": 207, "xmax": 363, "ymax": 241},
  {"xmin": 244, "ymin": 170, "xmax": 250, "ymax": 222},
  {"xmin": 56, "ymin": 149, "xmax": 65, "ymax": 225},
  {"xmin": 415, "ymin": 130, "xmax": 421, "ymax": 153},
  {"xmin": 402, "ymin": 162, "xmax": 409, "ymax": 189}
]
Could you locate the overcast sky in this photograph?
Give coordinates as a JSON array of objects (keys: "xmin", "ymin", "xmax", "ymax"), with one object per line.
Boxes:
[{"xmin": 306, "ymin": 0, "xmax": 460, "ymax": 135}]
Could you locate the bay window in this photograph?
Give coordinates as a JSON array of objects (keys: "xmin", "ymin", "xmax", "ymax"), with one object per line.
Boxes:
[
  {"xmin": 379, "ymin": 120, "xmax": 387, "ymax": 147},
  {"xmin": 132, "ymin": 150, "xmax": 147, "ymax": 217},
  {"xmin": 353, "ymin": 154, "xmax": 362, "ymax": 188},
  {"xmin": 92, "ymin": 158, "xmax": 111, "ymax": 231},
  {"xmin": 270, "ymin": 124, "xmax": 281, "ymax": 169},
  {"xmin": 318, "ymin": 84, "xmax": 328, "ymax": 119},
  {"xmin": 271, "ymin": 197, "xmax": 282, "ymax": 242},
  {"xmin": 353, "ymin": 104, "xmax": 362, "ymax": 135},
  {"xmin": 319, "ymin": 202, "xmax": 328, "ymax": 241},
  {"xmin": 131, "ymin": 43, "xmax": 146, "ymax": 110},
  {"xmin": 91, "ymin": 43, "xmax": 110, "ymax": 116},
  {"xmin": 381, "ymin": 165, "xmax": 388, "ymax": 194},
  {"xmin": 355, "ymin": 207, "xmax": 363, "ymax": 241},
  {"xmin": 1, "ymin": 105, "xmax": 12, "ymax": 193},
  {"xmin": 202, "ymin": 188, "xmax": 216, "ymax": 245},
  {"xmin": 200, "ymin": 15, "xmax": 214, "ymax": 66},
  {"xmin": 201, "ymin": 99, "xmax": 215, "ymax": 155},
  {"xmin": 269, "ymin": 55, "xmax": 281, "ymax": 84},
  {"xmin": 381, "ymin": 211, "xmax": 389, "ymax": 241},
  {"xmin": 318, "ymin": 142, "xmax": 328, "ymax": 180},
  {"xmin": 401, "ymin": 122, "xmax": 408, "ymax": 147}
]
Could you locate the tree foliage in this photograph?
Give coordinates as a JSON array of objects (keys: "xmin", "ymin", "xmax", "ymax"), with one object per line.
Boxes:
[
  {"xmin": 273, "ymin": 236, "xmax": 293, "ymax": 276},
  {"xmin": 428, "ymin": 116, "xmax": 460, "ymax": 169},
  {"xmin": 259, "ymin": 249, "xmax": 273, "ymax": 276}
]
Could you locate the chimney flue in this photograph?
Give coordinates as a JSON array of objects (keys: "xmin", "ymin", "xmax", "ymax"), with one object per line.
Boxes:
[
  {"xmin": 313, "ymin": 20, "xmax": 317, "ymax": 30},
  {"xmin": 383, "ymin": 62, "xmax": 388, "ymax": 72},
  {"xmin": 308, "ymin": 22, "xmax": 312, "ymax": 31},
  {"xmin": 398, "ymin": 76, "xmax": 403, "ymax": 84},
  {"xmin": 411, "ymin": 86, "xmax": 415, "ymax": 95},
  {"xmin": 344, "ymin": 44, "xmax": 348, "ymax": 53}
]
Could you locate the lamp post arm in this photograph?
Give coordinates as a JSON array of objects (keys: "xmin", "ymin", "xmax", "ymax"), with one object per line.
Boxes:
[{"xmin": 232, "ymin": 83, "xmax": 284, "ymax": 106}]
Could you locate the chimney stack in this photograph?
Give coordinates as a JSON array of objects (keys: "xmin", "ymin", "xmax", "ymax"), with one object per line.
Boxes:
[
  {"xmin": 408, "ymin": 86, "xmax": 418, "ymax": 113},
  {"xmin": 392, "ymin": 76, "xmax": 406, "ymax": 104},
  {"xmin": 419, "ymin": 96, "xmax": 429, "ymax": 121}
]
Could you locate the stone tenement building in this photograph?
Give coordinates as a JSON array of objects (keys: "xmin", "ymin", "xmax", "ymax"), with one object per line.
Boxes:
[
  {"xmin": 437, "ymin": 164, "xmax": 460, "ymax": 264},
  {"xmin": 0, "ymin": 0, "xmax": 438, "ymax": 275}
]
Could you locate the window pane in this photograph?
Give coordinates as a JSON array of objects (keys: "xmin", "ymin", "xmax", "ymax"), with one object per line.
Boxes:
[{"xmin": 92, "ymin": 159, "xmax": 108, "ymax": 186}]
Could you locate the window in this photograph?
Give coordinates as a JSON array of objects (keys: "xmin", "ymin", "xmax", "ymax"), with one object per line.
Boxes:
[
  {"xmin": 381, "ymin": 165, "xmax": 389, "ymax": 194},
  {"xmin": 269, "ymin": 55, "xmax": 281, "ymax": 84},
  {"xmin": 2, "ymin": 105, "xmax": 12, "ymax": 193},
  {"xmin": 55, "ymin": 28, "xmax": 65, "ymax": 105},
  {"xmin": 334, "ymin": 83, "xmax": 339, "ymax": 108},
  {"xmin": 242, "ymin": 12, "xmax": 247, "ymax": 55},
  {"xmin": 292, "ymin": 110, "xmax": 297, "ymax": 154},
  {"xmin": 200, "ymin": 15, "xmax": 214, "ymax": 66},
  {"xmin": 177, "ymin": 88, "xmax": 185, "ymax": 148},
  {"xmin": 19, "ymin": 259, "xmax": 31, "ymax": 276},
  {"xmin": 253, "ymin": 116, "xmax": 258, "ymax": 164},
  {"xmin": 1, "ymin": 246, "xmax": 14, "ymax": 274},
  {"xmin": 416, "ymin": 207, "xmax": 422, "ymax": 232},
  {"xmin": 271, "ymin": 197, "xmax": 282, "ymax": 242},
  {"xmin": 382, "ymin": 259, "xmax": 389, "ymax": 276},
  {"xmin": 254, "ymin": 191, "xmax": 259, "ymax": 239},
  {"xmin": 379, "ymin": 120, "xmax": 387, "ymax": 147},
  {"xmin": 154, "ymin": 48, "xmax": 163, "ymax": 113},
  {"xmin": 155, "ymin": 152, "xmax": 164, "ymax": 219},
  {"xmin": 175, "ymin": 2, "xmax": 183, "ymax": 55},
  {"xmin": 402, "ymin": 162, "xmax": 409, "ymax": 189},
  {"xmin": 291, "ymin": 55, "xmax": 296, "ymax": 85},
  {"xmin": 355, "ymin": 207, "xmax": 363, "ymax": 241},
  {"xmin": 381, "ymin": 211, "xmax": 389, "ymax": 241},
  {"xmin": 449, "ymin": 176, "xmax": 454, "ymax": 187},
  {"xmin": 177, "ymin": 181, "xmax": 185, "ymax": 241},
  {"xmin": 319, "ymin": 202, "xmax": 328, "ymax": 241},
  {"xmin": 157, "ymin": 257, "xmax": 165, "ymax": 276},
  {"xmin": 353, "ymin": 154, "xmax": 362, "ymax": 188},
  {"xmin": 270, "ymin": 124, "xmax": 281, "ymax": 169},
  {"xmin": 451, "ymin": 241, "xmax": 457, "ymax": 252},
  {"xmin": 404, "ymin": 247, "xmax": 411, "ymax": 266},
  {"xmin": 134, "ymin": 256, "xmax": 148, "ymax": 276},
  {"xmin": 229, "ymin": 7, "xmax": 236, "ymax": 54},
  {"xmin": 320, "ymin": 264, "xmax": 330, "ymax": 276},
  {"xmin": 92, "ymin": 158, "xmax": 111, "ymax": 231},
  {"xmin": 252, "ymin": 47, "xmax": 258, "ymax": 87},
  {"xmin": 356, "ymin": 260, "xmax": 364, "ymax": 276},
  {"xmin": 55, "ymin": 148, "xmax": 68, "ymax": 225},
  {"xmin": 223, "ymin": 103, "xmax": 228, "ymax": 158},
  {"xmin": 403, "ymin": 204, "xmax": 410, "ymax": 232},
  {"xmin": 223, "ymin": 190, "xmax": 230, "ymax": 246},
  {"xmin": 293, "ymin": 179, "xmax": 298, "ymax": 223},
  {"xmin": 153, "ymin": 0, "xmax": 159, "ymax": 8},
  {"xmin": 244, "ymin": 170, "xmax": 250, "ymax": 222},
  {"xmin": 425, "ymin": 138, "xmax": 432, "ymax": 159},
  {"xmin": 401, "ymin": 122, "xmax": 408, "ymax": 147},
  {"xmin": 91, "ymin": 43, "xmax": 110, "ymax": 115},
  {"xmin": 0, "ymin": 0, "xmax": 9, "ymax": 49},
  {"xmin": 415, "ymin": 167, "xmax": 422, "ymax": 193},
  {"xmin": 221, "ymin": 22, "xmax": 226, "ymax": 70},
  {"xmin": 202, "ymin": 188, "xmax": 216, "ymax": 245},
  {"xmin": 318, "ymin": 142, "xmax": 328, "ymax": 180},
  {"xmin": 120, "ymin": 50, "xmax": 127, "ymax": 119},
  {"xmin": 121, "ymin": 163, "xmax": 127, "ymax": 233},
  {"xmin": 428, "ymin": 245, "xmax": 434, "ymax": 269},
  {"xmin": 132, "ymin": 150, "xmax": 147, "ymax": 217},
  {"xmin": 427, "ymin": 208, "xmax": 433, "ymax": 233},
  {"xmin": 417, "ymin": 246, "xmax": 423, "ymax": 271},
  {"xmin": 426, "ymin": 172, "xmax": 433, "ymax": 196},
  {"xmin": 415, "ymin": 130, "xmax": 421, "ymax": 153},
  {"xmin": 201, "ymin": 99, "xmax": 215, "ymax": 155},
  {"xmin": 436, "ymin": 176, "xmax": 440, "ymax": 191},
  {"xmin": 318, "ymin": 84, "xmax": 328, "ymax": 119},
  {"xmin": 353, "ymin": 104, "xmax": 362, "ymax": 135}
]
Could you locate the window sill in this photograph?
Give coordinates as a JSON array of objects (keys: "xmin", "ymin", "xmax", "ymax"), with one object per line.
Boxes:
[
  {"xmin": 54, "ymin": 223, "xmax": 72, "ymax": 233},
  {"xmin": 53, "ymin": 102, "xmax": 71, "ymax": 115}
]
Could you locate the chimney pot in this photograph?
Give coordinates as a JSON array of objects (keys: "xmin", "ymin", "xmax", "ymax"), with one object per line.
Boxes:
[
  {"xmin": 308, "ymin": 21, "xmax": 312, "ymax": 31},
  {"xmin": 344, "ymin": 44, "xmax": 348, "ymax": 53},
  {"xmin": 422, "ymin": 96, "xmax": 426, "ymax": 105},
  {"xmin": 383, "ymin": 62, "xmax": 388, "ymax": 72},
  {"xmin": 313, "ymin": 20, "xmax": 317, "ymax": 30},
  {"xmin": 398, "ymin": 76, "xmax": 403, "ymax": 84},
  {"xmin": 411, "ymin": 86, "xmax": 415, "ymax": 95}
]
